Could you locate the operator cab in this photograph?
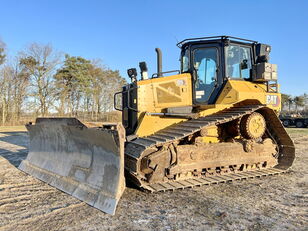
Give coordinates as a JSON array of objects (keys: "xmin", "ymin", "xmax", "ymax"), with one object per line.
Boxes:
[
  {"xmin": 120, "ymin": 36, "xmax": 276, "ymax": 136},
  {"xmin": 178, "ymin": 36, "xmax": 274, "ymax": 105}
]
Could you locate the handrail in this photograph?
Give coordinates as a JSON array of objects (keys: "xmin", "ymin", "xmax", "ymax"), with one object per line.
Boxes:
[
  {"xmin": 127, "ymin": 86, "xmax": 139, "ymax": 112},
  {"xmin": 114, "ymin": 91, "xmax": 123, "ymax": 111},
  {"xmin": 114, "ymin": 86, "xmax": 139, "ymax": 112},
  {"xmin": 152, "ymin": 70, "xmax": 180, "ymax": 78}
]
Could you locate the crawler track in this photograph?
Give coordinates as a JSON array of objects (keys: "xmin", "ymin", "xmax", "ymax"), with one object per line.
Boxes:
[
  {"xmin": 143, "ymin": 168, "xmax": 285, "ymax": 192},
  {"xmin": 124, "ymin": 105, "xmax": 295, "ymax": 191}
]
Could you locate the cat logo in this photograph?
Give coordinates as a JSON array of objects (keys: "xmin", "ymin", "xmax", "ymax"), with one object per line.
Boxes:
[{"xmin": 266, "ymin": 95, "xmax": 280, "ymax": 107}]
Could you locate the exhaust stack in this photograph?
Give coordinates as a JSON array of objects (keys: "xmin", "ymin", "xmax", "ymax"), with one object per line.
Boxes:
[{"xmin": 155, "ymin": 48, "xmax": 162, "ymax": 77}]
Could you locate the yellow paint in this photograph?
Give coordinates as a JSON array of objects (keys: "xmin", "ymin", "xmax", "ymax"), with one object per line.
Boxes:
[
  {"xmin": 198, "ymin": 104, "xmax": 233, "ymax": 117},
  {"xmin": 247, "ymin": 113, "xmax": 266, "ymax": 138},
  {"xmin": 137, "ymin": 73, "xmax": 192, "ymax": 113},
  {"xmin": 216, "ymin": 80, "xmax": 281, "ymax": 111},
  {"xmin": 135, "ymin": 73, "xmax": 192, "ymax": 137},
  {"xmin": 135, "ymin": 74, "xmax": 281, "ymax": 138},
  {"xmin": 135, "ymin": 113, "xmax": 186, "ymax": 137}
]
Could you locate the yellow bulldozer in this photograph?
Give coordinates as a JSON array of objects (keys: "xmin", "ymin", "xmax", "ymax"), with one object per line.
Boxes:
[{"xmin": 19, "ymin": 36, "xmax": 295, "ymax": 215}]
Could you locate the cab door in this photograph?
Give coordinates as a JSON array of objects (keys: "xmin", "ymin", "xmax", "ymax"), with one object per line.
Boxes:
[{"xmin": 191, "ymin": 44, "xmax": 222, "ymax": 104}]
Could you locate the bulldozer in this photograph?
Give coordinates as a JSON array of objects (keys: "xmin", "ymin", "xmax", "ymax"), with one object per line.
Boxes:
[{"xmin": 19, "ymin": 36, "xmax": 295, "ymax": 215}]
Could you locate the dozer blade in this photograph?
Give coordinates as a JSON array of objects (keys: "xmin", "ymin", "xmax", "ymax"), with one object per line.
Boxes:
[{"xmin": 19, "ymin": 118, "xmax": 125, "ymax": 215}]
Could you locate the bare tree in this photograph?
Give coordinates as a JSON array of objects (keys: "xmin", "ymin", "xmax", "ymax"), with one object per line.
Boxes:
[
  {"xmin": 0, "ymin": 40, "xmax": 125, "ymax": 124},
  {"xmin": 10, "ymin": 58, "xmax": 30, "ymax": 121},
  {"xmin": 0, "ymin": 60, "xmax": 30, "ymax": 125},
  {"xmin": 89, "ymin": 62, "xmax": 126, "ymax": 120},
  {"xmin": 0, "ymin": 66, "xmax": 10, "ymax": 125},
  {"xmin": 304, "ymin": 93, "xmax": 308, "ymax": 113},
  {"xmin": 19, "ymin": 43, "xmax": 61, "ymax": 116},
  {"xmin": 0, "ymin": 39, "xmax": 5, "ymax": 65},
  {"xmin": 0, "ymin": 39, "xmax": 7, "ymax": 124}
]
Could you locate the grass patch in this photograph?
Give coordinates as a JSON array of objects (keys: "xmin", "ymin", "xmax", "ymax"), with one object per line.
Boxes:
[
  {"xmin": 0, "ymin": 126, "xmax": 27, "ymax": 132},
  {"xmin": 286, "ymin": 128, "xmax": 308, "ymax": 135}
]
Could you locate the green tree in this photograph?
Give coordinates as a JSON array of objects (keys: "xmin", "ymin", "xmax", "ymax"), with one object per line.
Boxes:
[
  {"xmin": 54, "ymin": 56, "xmax": 126, "ymax": 118},
  {"xmin": 294, "ymin": 96, "xmax": 305, "ymax": 112},
  {"xmin": 281, "ymin": 93, "xmax": 293, "ymax": 112},
  {"xmin": 54, "ymin": 55, "xmax": 92, "ymax": 116}
]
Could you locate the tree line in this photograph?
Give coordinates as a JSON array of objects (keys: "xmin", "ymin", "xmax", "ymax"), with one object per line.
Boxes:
[
  {"xmin": 281, "ymin": 93, "xmax": 308, "ymax": 114},
  {"xmin": 0, "ymin": 39, "xmax": 126, "ymax": 125},
  {"xmin": 1, "ymin": 38, "xmax": 307, "ymax": 125}
]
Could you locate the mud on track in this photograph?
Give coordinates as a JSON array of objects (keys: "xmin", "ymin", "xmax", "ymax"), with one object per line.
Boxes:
[{"xmin": 0, "ymin": 127, "xmax": 307, "ymax": 231}]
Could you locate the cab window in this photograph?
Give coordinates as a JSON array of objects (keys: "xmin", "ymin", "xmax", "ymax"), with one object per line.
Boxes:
[
  {"xmin": 226, "ymin": 45, "xmax": 252, "ymax": 79},
  {"xmin": 181, "ymin": 48, "xmax": 189, "ymax": 72}
]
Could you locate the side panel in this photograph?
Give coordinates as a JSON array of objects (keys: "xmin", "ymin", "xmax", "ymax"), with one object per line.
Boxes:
[
  {"xmin": 135, "ymin": 73, "xmax": 193, "ymax": 137},
  {"xmin": 135, "ymin": 114, "xmax": 186, "ymax": 137},
  {"xmin": 137, "ymin": 73, "xmax": 193, "ymax": 112},
  {"xmin": 215, "ymin": 80, "xmax": 281, "ymax": 111}
]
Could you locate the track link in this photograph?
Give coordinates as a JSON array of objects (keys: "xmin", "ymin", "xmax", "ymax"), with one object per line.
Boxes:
[{"xmin": 143, "ymin": 168, "xmax": 285, "ymax": 192}]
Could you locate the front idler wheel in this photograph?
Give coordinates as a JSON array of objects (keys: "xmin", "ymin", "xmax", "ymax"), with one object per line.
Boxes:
[{"xmin": 240, "ymin": 112, "xmax": 266, "ymax": 139}]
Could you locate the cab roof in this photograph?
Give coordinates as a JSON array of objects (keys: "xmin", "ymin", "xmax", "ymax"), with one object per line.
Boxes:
[{"xmin": 177, "ymin": 36, "xmax": 258, "ymax": 48}]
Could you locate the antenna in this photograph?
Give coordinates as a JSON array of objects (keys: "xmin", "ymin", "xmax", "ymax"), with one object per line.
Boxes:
[{"xmin": 173, "ymin": 35, "xmax": 179, "ymax": 44}]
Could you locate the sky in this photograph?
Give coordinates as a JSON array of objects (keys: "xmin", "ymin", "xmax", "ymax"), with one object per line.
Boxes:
[{"xmin": 0, "ymin": 0, "xmax": 307, "ymax": 95}]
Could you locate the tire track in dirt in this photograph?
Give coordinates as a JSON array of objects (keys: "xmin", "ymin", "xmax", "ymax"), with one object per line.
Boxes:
[
  {"xmin": 0, "ymin": 202, "xmax": 86, "ymax": 231},
  {"xmin": 293, "ymin": 135, "xmax": 308, "ymax": 143},
  {"xmin": 0, "ymin": 129, "xmax": 307, "ymax": 231},
  {"xmin": 0, "ymin": 156, "xmax": 92, "ymax": 230}
]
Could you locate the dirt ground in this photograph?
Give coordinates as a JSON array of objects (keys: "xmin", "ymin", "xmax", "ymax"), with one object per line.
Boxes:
[{"xmin": 0, "ymin": 127, "xmax": 307, "ymax": 231}]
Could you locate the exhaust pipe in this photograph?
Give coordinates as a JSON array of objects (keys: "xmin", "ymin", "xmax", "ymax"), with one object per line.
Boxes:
[{"xmin": 155, "ymin": 48, "xmax": 162, "ymax": 77}]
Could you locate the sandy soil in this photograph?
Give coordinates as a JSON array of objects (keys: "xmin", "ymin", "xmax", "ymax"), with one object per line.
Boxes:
[{"xmin": 0, "ymin": 128, "xmax": 307, "ymax": 231}]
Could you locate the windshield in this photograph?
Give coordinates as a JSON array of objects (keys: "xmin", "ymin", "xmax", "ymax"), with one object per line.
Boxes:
[{"xmin": 226, "ymin": 45, "xmax": 252, "ymax": 79}]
